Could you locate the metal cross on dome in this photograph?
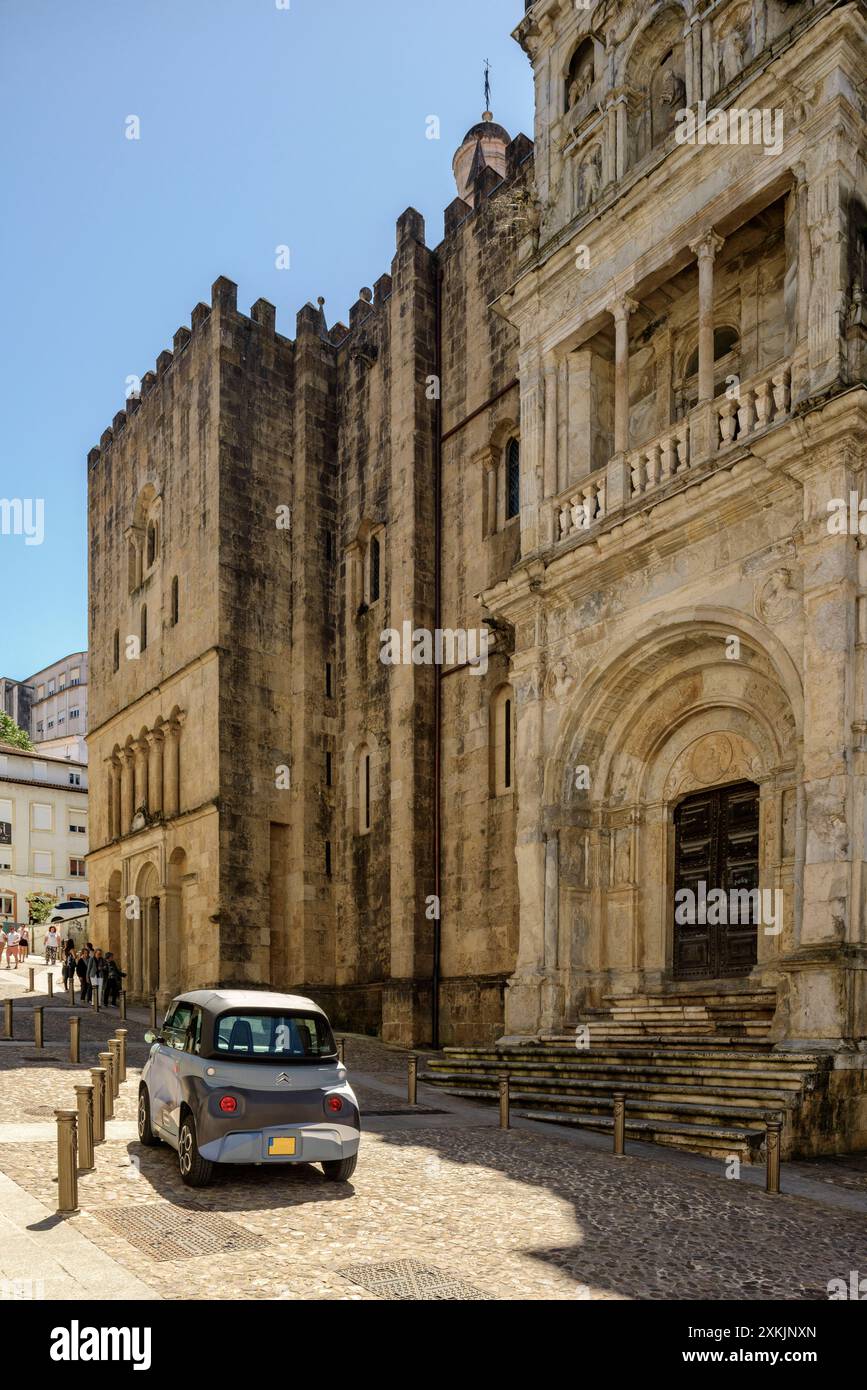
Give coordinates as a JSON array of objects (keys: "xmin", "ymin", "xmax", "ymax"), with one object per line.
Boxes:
[{"xmin": 484, "ymin": 59, "xmax": 491, "ymax": 113}]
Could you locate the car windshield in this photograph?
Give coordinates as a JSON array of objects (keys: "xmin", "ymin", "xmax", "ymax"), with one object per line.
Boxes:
[{"xmin": 211, "ymin": 1011, "xmax": 336, "ymax": 1061}]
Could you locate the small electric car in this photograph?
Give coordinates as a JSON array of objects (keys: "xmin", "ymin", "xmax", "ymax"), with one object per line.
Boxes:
[{"xmin": 138, "ymin": 989, "xmax": 360, "ymax": 1188}]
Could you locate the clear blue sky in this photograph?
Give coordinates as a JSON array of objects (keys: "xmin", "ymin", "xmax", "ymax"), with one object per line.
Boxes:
[{"xmin": 0, "ymin": 0, "xmax": 533, "ymax": 681}]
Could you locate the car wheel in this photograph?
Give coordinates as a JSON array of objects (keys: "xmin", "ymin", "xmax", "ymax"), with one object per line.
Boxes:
[
  {"xmin": 137, "ymin": 1085, "xmax": 161, "ymax": 1147},
  {"xmin": 178, "ymin": 1113, "xmax": 215, "ymax": 1188},
  {"xmin": 321, "ymin": 1154, "xmax": 358, "ymax": 1183}
]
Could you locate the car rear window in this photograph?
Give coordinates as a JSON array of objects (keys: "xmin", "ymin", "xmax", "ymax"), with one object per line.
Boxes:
[{"xmin": 212, "ymin": 1012, "xmax": 336, "ymax": 1061}]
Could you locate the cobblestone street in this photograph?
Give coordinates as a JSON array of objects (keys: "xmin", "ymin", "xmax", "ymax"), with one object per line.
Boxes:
[{"xmin": 1, "ymin": 963, "xmax": 866, "ymax": 1302}]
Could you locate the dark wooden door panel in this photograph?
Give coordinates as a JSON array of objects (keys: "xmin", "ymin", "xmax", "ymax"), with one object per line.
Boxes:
[{"xmin": 673, "ymin": 781, "xmax": 759, "ymax": 981}]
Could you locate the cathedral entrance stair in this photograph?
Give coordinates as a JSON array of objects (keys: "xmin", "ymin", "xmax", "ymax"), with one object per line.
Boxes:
[{"xmin": 423, "ymin": 994, "xmax": 835, "ymax": 1160}]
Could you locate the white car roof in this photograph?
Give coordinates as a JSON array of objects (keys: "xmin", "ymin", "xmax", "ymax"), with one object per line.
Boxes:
[{"xmin": 170, "ymin": 989, "xmax": 324, "ymax": 1016}]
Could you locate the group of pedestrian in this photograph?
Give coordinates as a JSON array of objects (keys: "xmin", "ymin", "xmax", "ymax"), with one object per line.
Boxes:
[
  {"xmin": 2, "ymin": 925, "xmax": 29, "ymax": 968},
  {"xmin": 63, "ymin": 942, "xmax": 126, "ymax": 1006}
]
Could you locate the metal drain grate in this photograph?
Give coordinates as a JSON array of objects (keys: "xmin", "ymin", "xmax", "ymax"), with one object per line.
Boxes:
[
  {"xmin": 339, "ymin": 1258, "xmax": 494, "ymax": 1301},
  {"xmin": 95, "ymin": 1204, "xmax": 266, "ymax": 1261}
]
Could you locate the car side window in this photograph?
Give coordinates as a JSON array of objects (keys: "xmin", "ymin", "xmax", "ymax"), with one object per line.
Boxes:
[
  {"xmin": 186, "ymin": 1007, "xmax": 203, "ymax": 1054},
  {"xmin": 163, "ymin": 1003, "xmax": 193, "ymax": 1050}
]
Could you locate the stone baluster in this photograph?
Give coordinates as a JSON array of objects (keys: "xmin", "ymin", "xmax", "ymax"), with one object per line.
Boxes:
[
  {"xmin": 718, "ymin": 399, "xmax": 738, "ymax": 446},
  {"xmin": 737, "ymin": 388, "xmax": 756, "ymax": 439},
  {"xmin": 645, "ymin": 443, "xmax": 661, "ymax": 491},
  {"xmin": 559, "ymin": 498, "xmax": 571, "ymax": 538},
  {"xmin": 675, "ymin": 427, "xmax": 690, "ymax": 473},
  {"xmin": 755, "ymin": 381, "xmax": 772, "ymax": 429},
  {"xmin": 630, "ymin": 451, "xmax": 645, "ymax": 497},
  {"xmin": 772, "ymin": 369, "xmax": 790, "ymax": 418},
  {"xmin": 660, "ymin": 434, "xmax": 675, "ymax": 482}
]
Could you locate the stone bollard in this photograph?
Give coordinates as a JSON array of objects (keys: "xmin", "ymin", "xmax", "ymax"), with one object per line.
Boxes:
[
  {"xmin": 119, "ymin": 991, "xmax": 127, "ymax": 1021},
  {"xmin": 337, "ymin": 1037, "xmax": 345, "ymax": 1064},
  {"xmin": 766, "ymin": 1115, "xmax": 783, "ymax": 1195},
  {"xmin": 108, "ymin": 1040, "xmax": 121, "ymax": 1099},
  {"xmin": 115, "ymin": 1029, "xmax": 128, "ymax": 1083},
  {"xmin": 69, "ymin": 1016, "xmax": 80, "ymax": 1064},
  {"xmin": 69, "ymin": 974, "xmax": 76, "ymax": 1007},
  {"xmin": 75, "ymin": 1085, "xmax": 95, "ymax": 1172},
  {"xmin": 99, "ymin": 1052, "xmax": 114, "ymax": 1120},
  {"xmin": 407, "ymin": 1055, "xmax": 418, "ymax": 1106},
  {"xmin": 499, "ymin": 1074, "xmax": 510, "ymax": 1130},
  {"xmin": 27, "ymin": 966, "xmax": 35, "ymax": 992},
  {"xmin": 3, "ymin": 999, "xmax": 12, "ymax": 1039},
  {"xmin": 55, "ymin": 1110, "xmax": 79, "ymax": 1214},
  {"xmin": 34, "ymin": 1005, "xmax": 44, "ymax": 1049},
  {"xmin": 91, "ymin": 1068, "xmax": 106, "ymax": 1144},
  {"xmin": 92, "ymin": 985, "xmax": 100, "ymax": 1013},
  {"xmin": 150, "ymin": 996, "xmax": 157, "ymax": 1030},
  {"xmin": 47, "ymin": 972, "xmax": 54, "ymax": 998},
  {"xmin": 613, "ymin": 1092, "xmax": 626, "ymax": 1157}
]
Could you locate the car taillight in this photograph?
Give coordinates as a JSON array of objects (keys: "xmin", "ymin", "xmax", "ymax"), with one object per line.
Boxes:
[
  {"xmin": 326, "ymin": 1095, "xmax": 343, "ymax": 1113},
  {"xmin": 219, "ymin": 1095, "xmax": 237, "ymax": 1113}
]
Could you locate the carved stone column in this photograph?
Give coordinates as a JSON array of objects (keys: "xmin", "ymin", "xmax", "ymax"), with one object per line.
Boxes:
[
  {"xmin": 120, "ymin": 748, "xmax": 135, "ymax": 835},
  {"xmin": 690, "ymin": 230, "xmax": 725, "ymax": 403},
  {"xmin": 612, "ymin": 295, "xmax": 638, "ymax": 455},
  {"xmin": 163, "ymin": 715, "xmax": 184, "ymax": 819},
  {"xmin": 518, "ymin": 348, "xmax": 544, "ymax": 554},
  {"xmin": 146, "ymin": 728, "xmax": 165, "ymax": 816},
  {"xmin": 133, "ymin": 738, "xmax": 148, "ymax": 813},
  {"xmin": 543, "ymin": 352, "xmax": 559, "ymax": 499}
]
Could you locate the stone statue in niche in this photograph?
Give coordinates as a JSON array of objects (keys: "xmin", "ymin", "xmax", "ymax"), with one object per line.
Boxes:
[
  {"xmin": 549, "ymin": 658, "xmax": 574, "ymax": 699},
  {"xmin": 718, "ymin": 25, "xmax": 750, "ymax": 89},
  {"xmin": 568, "ymin": 66, "xmax": 594, "ymax": 109},
  {"xmin": 576, "ymin": 145, "xmax": 602, "ymax": 212},
  {"xmin": 660, "ymin": 69, "xmax": 685, "ymax": 110}
]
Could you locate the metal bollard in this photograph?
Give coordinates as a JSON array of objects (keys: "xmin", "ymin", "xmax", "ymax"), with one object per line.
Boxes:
[
  {"xmin": 69, "ymin": 974, "xmax": 76, "ymax": 1007},
  {"xmin": 55, "ymin": 1110, "xmax": 79, "ymax": 1214},
  {"xmin": 119, "ymin": 990, "xmax": 127, "ymax": 1021},
  {"xmin": 28, "ymin": 966, "xmax": 35, "ymax": 992},
  {"xmin": 99, "ymin": 1052, "xmax": 114, "ymax": 1120},
  {"xmin": 337, "ymin": 1037, "xmax": 345, "ymax": 1064},
  {"xmin": 499, "ymin": 1073, "xmax": 510, "ymax": 1130},
  {"xmin": 407, "ymin": 1055, "xmax": 418, "ymax": 1105},
  {"xmin": 150, "ymin": 995, "xmax": 157, "ymax": 1030},
  {"xmin": 3, "ymin": 999, "xmax": 12, "ymax": 1039},
  {"xmin": 766, "ymin": 1115, "xmax": 783, "ymax": 1195},
  {"xmin": 69, "ymin": 1016, "xmax": 80, "ymax": 1064},
  {"xmin": 47, "ymin": 972, "xmax": 54, "ymax": 998},
  {"xmin": 91, "ymin": 1068, "xmax": 106, "ymax": 1144},
  {"xmin": 34, "ymin": 1005, "xmax": 44, "ymax": 1049},
  {"xmin": 92, "ymin": 985, "xmax": 100, "ymax": 1013},
  {"xmin": 613, "ymin": 1092, "xmax": 626, "ymax": 1157},
  {"xmin": 108, "ymin": 1040, "xmax": 121, "ymax": 1099},
  {"xmin": 75, "ymin": 1085, "xmax": 94, "ymax": 1171},
  {"xmin": 115, "ymin": 1029, "xmax": 128, "ymax": 1083}
]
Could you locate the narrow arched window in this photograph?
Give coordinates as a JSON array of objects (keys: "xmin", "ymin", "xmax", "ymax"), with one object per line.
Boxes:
[
  {"xmin": 171, "ymin": 576, "xmax": 179, "ymax": 626},
  {"xmin": 369, "ymin": 535, "xmax": 381, "ymax": 603},
  {"xmin": 357, "ymin": 746, "xmax": 371, "ymax": 834},
  {"xmin": 506, "ymin": 438, "xmax": 520, "ymax": 521},
  {"xmin": 113, "ymin": 630, "xmax": 120, "ymax": 672},
  {"xmin": 146, "ymin": 521, "xmax": 157, "ymax": 568},
  {"xmin": 140, "ymin": 605, "xmax": 148, "ymax": 652},
  {"xmin": 490, "ymin": 686, "xmax": 515, "ymax": 797}
]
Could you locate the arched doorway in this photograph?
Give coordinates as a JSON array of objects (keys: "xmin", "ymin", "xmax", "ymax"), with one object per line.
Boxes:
[
  {"xmin": 133, "ymin": 863, "xmax": 160, "ymax": 1000},
  {"xmin": 673, "ymin": 780, "xmax": 759, "ymax": 979},
  {"xmin": 166, "ymin": 848, "xmax": 187, "ymax": 997},
  {"xmin": 107, "ymin": 870, "xmax": 122, "ymax": 961}
]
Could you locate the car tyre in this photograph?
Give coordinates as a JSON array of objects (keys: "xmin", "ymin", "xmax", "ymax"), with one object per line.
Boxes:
[
  {"xmin": 178, "ymin": 1112, "xmax": 215, "ymax": 1188},
  {"xmin": 137, "ymin": 1086, "xmax": 161, "ymax": 1147},
  {"xmin": 321, "ymin": 1154, "xmax": 358, "ymax": 1183}
]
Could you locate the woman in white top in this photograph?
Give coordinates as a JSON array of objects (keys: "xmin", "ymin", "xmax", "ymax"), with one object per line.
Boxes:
[
  {"xmin": 44, "ymin": 926, "xmax": 59, "ymax": 965},
  {"xmin": 6, "ymin": 928, "xmax": 21, "ymax": 968}
]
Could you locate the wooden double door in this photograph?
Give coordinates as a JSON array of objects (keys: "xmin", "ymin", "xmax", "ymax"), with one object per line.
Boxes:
[{"xmin": 673, "ymin": 781, "xmax": 760, "ymax": 980}]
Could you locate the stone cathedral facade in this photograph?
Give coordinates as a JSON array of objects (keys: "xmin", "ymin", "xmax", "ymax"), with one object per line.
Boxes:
[{"xmin": 87, "ymin": 0, "xmax": 867, "ymax": 1081}]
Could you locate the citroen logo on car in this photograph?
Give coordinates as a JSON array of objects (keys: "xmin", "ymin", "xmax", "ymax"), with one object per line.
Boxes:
[{"xmin": 276, "ymin": 1073, "xmax": 292, "ymax": 1085}]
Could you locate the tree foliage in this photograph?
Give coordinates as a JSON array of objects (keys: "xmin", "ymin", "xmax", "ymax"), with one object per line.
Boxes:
[{"xmin": 0, "ymin": 712, "xmax": 33, "ymax": 751}]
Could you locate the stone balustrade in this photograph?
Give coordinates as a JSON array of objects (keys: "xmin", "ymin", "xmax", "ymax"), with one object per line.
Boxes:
[
  {"xmin": 555, "ymin": 469, "xmax": 607, "ymax": 541},
  {"xmin": 629, "ymin": 423, "xmax": 691, "ymax": 500},
  {"xmin": 714, "ymin": 363, "xmax": 791, "ymax": 452}
]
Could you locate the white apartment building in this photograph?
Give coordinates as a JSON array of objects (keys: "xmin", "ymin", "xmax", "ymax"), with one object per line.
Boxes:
[{"xmin": 0, "ymin": 743, "xmax": 89, "ymax": 926}]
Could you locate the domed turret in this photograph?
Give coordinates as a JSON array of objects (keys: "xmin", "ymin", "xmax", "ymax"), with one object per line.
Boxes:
[{"xmin": 452, "ymin": 111, "xmax": 511, "ymax": 202}]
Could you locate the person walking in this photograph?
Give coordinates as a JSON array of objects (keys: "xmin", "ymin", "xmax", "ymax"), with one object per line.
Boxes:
[
  {"xmin": 18, "ymin": 925, "xmax": 29, "ymax": 960},
  {"xmin": 104, "ymin": 953, "xmax": 125, "ymax": 1007},
  {"xmin": 7, "ymin": 926, "xmax": 21, "ymax": 968},
  {"xmin": 62, "ymin": 942, "xmax": 76, "ymax": 987},
  {"xmin": 44, "ymin": 925, "xmax": 60, "ymax": 965},
  {"xmin": 87, "ymin": 948, "xmax": 107, "ymax": 1006},
  {"xmin": 76, "ymin": 948, "xmax": 90, "ymax": 1002}
]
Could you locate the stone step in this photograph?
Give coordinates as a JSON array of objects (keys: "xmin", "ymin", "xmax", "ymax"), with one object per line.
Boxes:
[
  {"xmin": 435, "ymin": 1083, "xmax": 784, "ymax": 1130},
  {"xmin": 426, "ymin": 1065, "xmax": 808, "ymax": 1095},
  {"xmin": 516, "ymin": 1110, "xmax": 766, "ymax": 1162},
  {"xmin": 440, "ymin": 1045, "xmax": 824, "ymax": 1069}
]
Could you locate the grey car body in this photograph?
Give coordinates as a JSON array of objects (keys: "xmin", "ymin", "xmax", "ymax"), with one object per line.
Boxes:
[{"xmin": 139, "ymin": 990, "xmax": 360, "ymax": 1175}]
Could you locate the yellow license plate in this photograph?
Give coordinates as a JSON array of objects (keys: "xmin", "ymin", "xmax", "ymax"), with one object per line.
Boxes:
[{"xmin": 268, "ymin": 1137, "xmax": 296, "ymax": 1156}]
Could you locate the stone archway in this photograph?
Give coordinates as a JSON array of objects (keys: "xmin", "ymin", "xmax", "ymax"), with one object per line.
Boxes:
[
  {"xmin": 506, "ymin": 614, "xmax": 803, "ymax": 1035},
  {"xmin": 132, "ymin": 862, "xmax": 161, "ymax": 1000},
  {"xmin": 165, "ymin": 848, "xmax": 188, "ymax": 999}
]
